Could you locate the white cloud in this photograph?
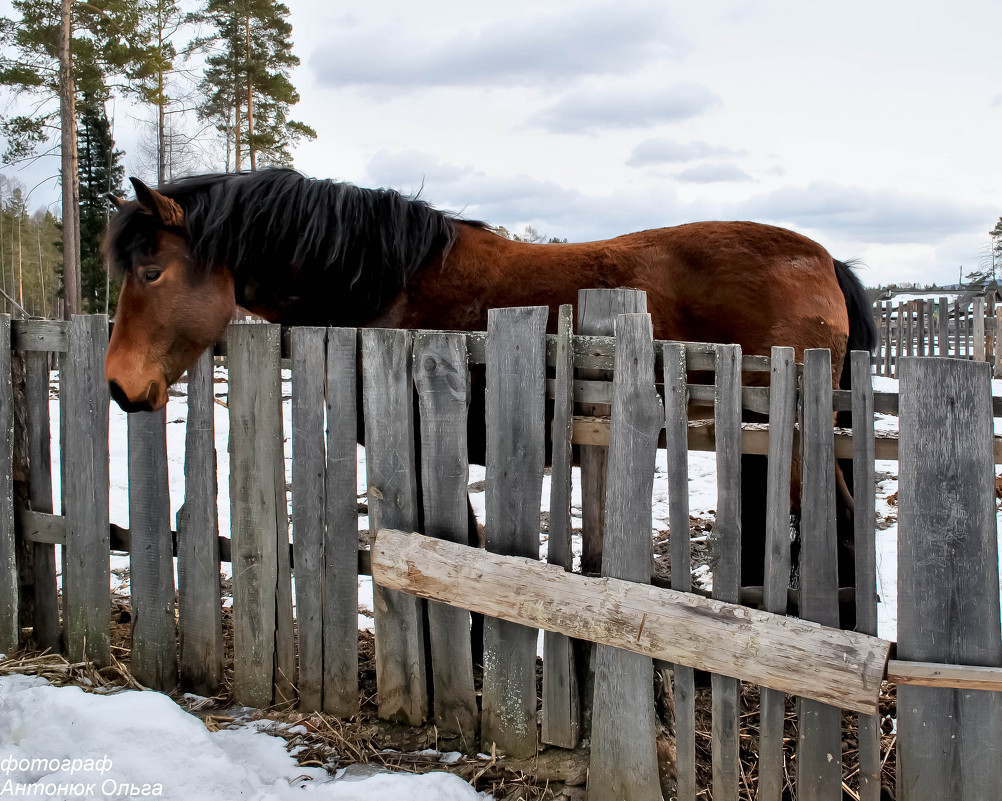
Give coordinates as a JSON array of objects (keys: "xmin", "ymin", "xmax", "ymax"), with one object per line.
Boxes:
[
  {"xmin": 309, "ymin": 4, "xmax": 687, "ymax": 93},
  {"xmin": 676, "ymin": 163, "xmax": 753, "ymax": 183},
  {"xmin": 627, "ymin": 138, "xmax": 744, "ymax": 166},
  {"xmin": 527, "ymin": 84, "xmax": 720, "ymax": 134}
]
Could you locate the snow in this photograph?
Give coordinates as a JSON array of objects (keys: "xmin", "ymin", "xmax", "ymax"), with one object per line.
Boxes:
[{"xmin": 0, "ymin": 674, "xmax": 488, "ymax": 800}]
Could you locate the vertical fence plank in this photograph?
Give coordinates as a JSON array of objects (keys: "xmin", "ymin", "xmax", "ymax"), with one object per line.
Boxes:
[
  {"xmin": 851, "ymin": 350, "xmax": 880, "ymax": 801},
  {"xmin": 128, "ymin": 407, "xmax": 177, "ymax": 690},
  {"xmin": 587, "ymin": 313, "xmax": 663, "ymax": 801},
  {"xmin": 937, "ymin": 297, "xmax": 948, "ymax": 356},
  {"xmin": 177, "ymin": 349, "xmax": 223, "ymax": 696},
  {"xmin": 897, "ymin": 357, "xmax": 1002, "ymax": 800},
  {"xmin": 894, "ymin": 304, "xmax": 904, "ymax": 377},
  {"xmin": 228, "ymin": 322, "xmax": 282, "ymax": 708},
  {"xmin": 797, "ymin": 349, "xmax": 842, "ymax": 801},
  {"xmin": 663, "ymin": 341, "xmax": 695, "ymax": 801},
  {"xmin": 758, "ymin": 346, "xmax": 797, "ymax": 801},
  {"xmin": 916, "ymin": 300, "xmax": 926, "ymax": 357},
  {"xmin": 482, "ymin": 306, "xmax": 547, "ymax": 758},
  {"xmin": 906, "ymin": 302, "xmax": 914, "ymax": 358},
  {"xmin": 291, "ymin": 327, "xmax": 327, "ymax": 712},
  {"xmin": 542, "ymin": 304, "xmax": 579, "ymax": 749},
  {"xmin": 711, "ymin": 344, "xmax": 742, "ymax": 801},
  {"xmin": 273, "ymin": 403, "xmax": 297, "ymax": 708},
  {"xmin": 63, "ymin": 315, "xmax": 110, "ymax": 666},
  {"xmin": 974, "ymin": 297, "xmax": 986, "ymax": 363},
  {"xmin": 363, "ymin": 328, "xmax": 428, "ymax": 725},
  {"xmin": 0, "ymin": 317, "xmax": 14, "ymax": 654},
  {"xmin": 413, "ymin": 331, "xmax": 478, "ymax": 742},
  {"xmin": 26, "ymin": 349, "xmax": 58, "ymax": 650},
  {"xmin": 882, "ymin": 302, "xmax": 892, "ymax": 374},
  {"xmin": 324, "ymin": 328, "xmax": 359, "ymax": 717}
]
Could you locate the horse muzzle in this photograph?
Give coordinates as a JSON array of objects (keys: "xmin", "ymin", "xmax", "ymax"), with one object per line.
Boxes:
[{"xmin": 108, "ymin": 378, "xmax": 164, "ymax": 414}]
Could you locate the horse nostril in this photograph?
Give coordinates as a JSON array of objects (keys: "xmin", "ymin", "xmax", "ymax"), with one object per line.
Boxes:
[{"xmin": 108, "ymin": 379, "xmax": 156, "ymax": 413}]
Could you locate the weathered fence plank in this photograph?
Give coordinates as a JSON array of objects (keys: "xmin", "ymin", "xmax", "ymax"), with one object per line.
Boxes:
[
  {"xmin": 482, "ymin": 306, "xmax": 547, "ymax": 758},
  {"xmin": 541, "ymin": 304, "xmax": 579, "ymax": 749},
  {"xmin": 576, "ymin": 289, "xmax": 647, "ymax": 575},
  {"xmin": 588, "ymin": 313, "xmax": 663, "ymax": 801},
  {"xmin": 797, "ymin": 348, "xmax": 842, "ymax": 801},
  {"xmin": 128, "ymin": 407, "xmax": 177, "ymax": 690},
  {"xmin": 663, "ymin": 341, "xmax": 695, "ymax": 801},
  {"xmin": 758, "ymin": 346, "xmax": 797, "ymax": 801},
  {"xmin": 851, "ymin": 350, "xmax": 880, "ymax": 801},
  {"xmin": 272, "ymin": 400, "xmax": 297, "ymax": 708},
  {"xmin": 324, "ymin": 328, "xmax": 360, "ymax": 717},
  {"xmin": 25, "ymin": 349, "xmax": 58, "ymax": 650},
  {"xmin": 712, "ymin": 344, "xmax": 742, "ymax": 801},
  {"xmin": 63, "ymin": 315, "xmax": 110, "ymax": 665},
  {"xmin": 362, "ymin": 328, "xmax": 428, "ymax": 725},
  {"xmin": 228, "ymin": 322, "xmax": 282, "ymax": 707},
  {"xmin": 938, "ymin": 297, "xmax": 949, "ymax": 356},
  {"xmin": 897, "ymin": 357, "xmax": 1002, "ymax": 801},
  {"xmin": 291, "ymin": 327, "xmax": 327, "ymax": 712},
  {"xmin": 0, "ymin": 316, "xmax": 14, "ymax": 654},
  {"xmin": 176, "ymin": 349, "xmax": 223, "ymax": 696},
  {"xmin": 371, "ymin": 529, "xmax": 889, "ymax": 713},
  {"xmin": 413, "ymin": 331, "xmax": 478, "ymax": 742}
]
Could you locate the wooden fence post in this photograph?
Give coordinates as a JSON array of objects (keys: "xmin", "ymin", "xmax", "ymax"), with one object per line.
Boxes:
[
  {"xmin": 758, "ymin": 346, "xmax": 797, "ymax": 801},
  {"xmin": 176, "ymin": 348, "xmax": 223, "ymax": 696},
  {"xmin": 63, "ymin": 315, "xmax": 110, "ymax": 666},
  {"xmin": 362, "ymin": 328, "xmax": 428, "ymax": 725},
  {"xmin": 324, "ymin": 328, "xmax": 360, "ymax": 717},
  {"xmin": 25, "ymin": 349, "xmax": 58, "ymax": 650},
  {"xmin": 712, "ymin": 343, "xmax": 742, "ymax": 801},
  {"xmin": 894, "ymin": 303, "xmax": 904, "ymax": 377},
  {"xmin": 587, "ymin": 312, "xmax": 663, "ymax": 801},
  {"xmin": 797, "ymin": 349, "xmax": 842, "ymax": 801},
  {"xmin": 482, "ymin": 306, "xmax": 547, "ymax": 758},
  {"xmin": 413, "ymin": 331, "xmax": 478, "ymax": 742},
  {"xmin": 0, "ymin": 316, "xmax": 14, "ymax": 655},
  {"xmin": 576, "ymin": 287, "xmax": 647, "ymax": 738},
  {"xmin": 916, "ymin": 300, "xmax": 926, "ymax": 357},
  {"xmin": 542, "ymin": 304, "xmax": 579, "ymax": 749},
  {"xmin": 128, "ymin": 407, "xmax": 177, "ymax": 690},
  {"xmin": 291, "ymin": 327, "xmax": 327, "ymax": 712},
  {"xmin": 897, "ymin": 357, "xmax": 1002, "ymax": 800},
  {"xmin": 663, "ymin": 341, "xmax": 695, "ymax": 801},
  {"xmin": 228, "ymin": 322, "xmax": 283, "ymax": 708},
  {"xmin": 852, "ymin": 350, "xmax": 880, "ymax": 801}
]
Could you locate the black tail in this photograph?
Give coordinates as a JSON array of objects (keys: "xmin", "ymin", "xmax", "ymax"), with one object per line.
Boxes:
[{"xmin": 833, "ymin": 258, "xmax": 877, "ymax": 391}]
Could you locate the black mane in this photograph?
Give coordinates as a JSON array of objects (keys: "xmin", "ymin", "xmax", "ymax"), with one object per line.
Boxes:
[{"xmin": 107, "ymin": 168, "xmax": 480, "ymax": 325}]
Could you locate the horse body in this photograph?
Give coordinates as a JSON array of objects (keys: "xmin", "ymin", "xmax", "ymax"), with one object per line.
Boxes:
[{"xmin": 102, "ymin": 168, "xmax": 875, "ymax": 622}]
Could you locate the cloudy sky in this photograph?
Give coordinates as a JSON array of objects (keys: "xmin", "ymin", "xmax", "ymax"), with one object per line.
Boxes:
[{"xmin": 4, "ymin": 0, "xmax": 1002, "ymax": 287}]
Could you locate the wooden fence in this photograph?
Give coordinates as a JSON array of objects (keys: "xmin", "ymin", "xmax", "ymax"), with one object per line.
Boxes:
[
  {"xmin": 2, "ymin": 295, "xmax": 1001, "ymax": 800},
  {"xmin": 873, "ymin": 295, "xmax": 1001, "ymax": 377}
]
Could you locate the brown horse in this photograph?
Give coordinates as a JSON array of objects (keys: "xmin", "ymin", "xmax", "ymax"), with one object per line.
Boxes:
[{"xmin": 103, "ymin": 168, "xmax": 875, "ymax": 615}]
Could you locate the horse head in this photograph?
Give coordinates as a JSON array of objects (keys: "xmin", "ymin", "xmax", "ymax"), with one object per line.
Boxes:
[{"xmin": 104, "ymin": 177, "xmax": 236, "ymax": 413}]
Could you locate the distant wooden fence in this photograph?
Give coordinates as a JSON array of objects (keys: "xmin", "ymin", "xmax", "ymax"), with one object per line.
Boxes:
[
  {"xmin": 2, "ymin": 296, "xmax": 1002, "ymax": 800},
  {"xmin": 873, "ymin": 295, "xmax": 1001, "ymax": 377}
]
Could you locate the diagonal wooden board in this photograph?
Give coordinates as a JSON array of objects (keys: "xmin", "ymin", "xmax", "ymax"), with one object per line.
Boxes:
[{"xmin": 371, "ymin": 527, "xmax": 891, "ymax": 715}]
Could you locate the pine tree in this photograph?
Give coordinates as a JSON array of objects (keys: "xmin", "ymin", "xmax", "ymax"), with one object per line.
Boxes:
[
  {"xmin": 195, "ymin": 0, "xmax": 315, "ymax": 171},
  {"xmin": 0, "ymin": 0, "xmax": 144, "ymax": 316},
  {"xmin": 78, "ymin": 93, "xmax": 124, "ymax": 313}
]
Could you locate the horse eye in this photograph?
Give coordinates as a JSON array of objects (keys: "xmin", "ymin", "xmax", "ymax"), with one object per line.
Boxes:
[{"xmin": 142, "ymin": 268, "xmax": 163, "ymax": 283}]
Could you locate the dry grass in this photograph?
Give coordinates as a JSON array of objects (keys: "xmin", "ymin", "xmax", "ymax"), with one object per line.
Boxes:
[{"xmin": 2, "ymin": 585, "xmax": 899, "ymax": 800}]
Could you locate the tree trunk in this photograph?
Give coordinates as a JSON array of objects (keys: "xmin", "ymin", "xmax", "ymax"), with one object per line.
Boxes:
[
  {"xmin": 246, "ymin": 14, "xmax": 255, "ymax": 171},
  {"xmin": 59, "ymin": 0, "xmax": 81, "ymax": 319}
]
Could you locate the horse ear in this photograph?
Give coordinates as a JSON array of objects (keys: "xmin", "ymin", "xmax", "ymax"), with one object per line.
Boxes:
[
  {"xmin": 106, "ymin": 193, "xmax": 125, "ymax": 211},
  {"xmin": 129, "ymin": 177, "xmax": 184, "ymax": 227}
]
